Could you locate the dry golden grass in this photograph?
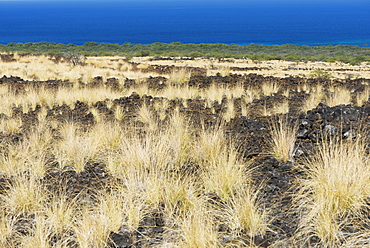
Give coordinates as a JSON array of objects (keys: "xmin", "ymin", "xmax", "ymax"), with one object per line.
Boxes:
[
  {"xmin": 73, "ymin": 210, "xmax": 111, "ymax": 248},
  {"xmin": 194, "ymin": 124, "xmax": 225, "ymax": 165},
  {"xmin": 294, "ymin": 136, "xmax": 370, "ymax": 247},
  {"xmin": 55, "ymin": 122, "xmax": 99, "ymax": 172},
  {"xmin": 55, "ymin": 87, "xmax": 128, "ymax": 107},
  {"xmin": 202, "ymin": 145, "xmax": 251, "ymax": 202},
  {"xmin": 113, "ymin": 105, "xmax": 126, "ymax": 121},
  {"xmin": 44, "ymin": 194, "xmax": 76, "ymax": 236},
  {"xmin": 261, "ymin": 81, "xmax": 280, "ymax": 96},
  {"xmin": 302, "ymin": 85, "xmax": 323, "ymax": 112},
  {"xmin": 176, "ymin": 202, "xmax": 220, "ymax": 248},
  {"xmin": 80, "ymin": 113, "xmax": 266, "ymax": 246},
  {"xmin": 325, "ymin": 86, "xmax": 352, "ymax": 107},
  {"xmin": 260, "ymin": 99, "xmax": 289, "ymax": 116},
  {"xmin": 203, "ymin": 83, "xmax": 227, "ymax": 104},
  {"xmin": 157, "ymin": 84, "xmax": 197, "ymax": 101},
  {"xmin": 1, "ymin": 174, "xmax": 46, "ymax": 216},
  {"xmin": 120, "ymin": 190, "xmax": 146, "ymax": 232},
  {"xmin": 91, "ymin": 188, "xmax": 142, "ymax": 237},
  {"xmin": 161, "ymin": 176, "xmax": 199, "ymax": 219},
  {"xmin": 0, "ymin": 117, "xmax": 22, "ymax": 134},
  {"xmin": 2, "ymin": 54, "xmax": 370, "ymax": 82},
  {"xmin": 140, "ymin": 56, "xmax": 370, "ymax": 79},
  {"xmin": 155, "ymin": 82, "xmax": 246, "ymax": 105},
  {"xmin": 218, "ymin": 66, "xmax": 231, "ymax": 77},
  {"xmin": 0, "ymin": 54, "xmax": 167, "ymax": 85},
  {"xmin": 19, "ymin": 215, "xmax": 54, "ymax": 248},
  {"xmin": 241, "ymin": 102, "xmax": 249, "ymax": 117},
  {"xmin": 206, "ymin": 64, "xmax": 230, "ymax": 77},
  {"xmin": 0, "ymin": 212, "xmax": 16, "ymax": 247},
  {"xmin": 2, "ymin": 54, "xmax": 370, "ymax": 247},
  {"xmin": 269, "ymin": 117, "xmax": 297, "ymax": 162},
  {"xmin": 91, "ymin": 121, "xmax": 126, "ymax": 152},
  {"xmin": 89, "ymin": 107, "xmax": 102, "ymax": 123},
  {"xmin": 0, "ymin": 85, "xmax": 130, "ymax": 116},
  {"xmin": 271, "ymin": 99, "xmax": 290, "ymax": 115},
  {"xmin": 355, "ymin": 86, "xmax": 370, "ymax": 106},
  {"xmin": 209, "ymin": 84, "xmax": 226, "ymax": 103},
  {"xmin": 0, "ymin": 142, "xmax": 26, "ymax": 176},
  {"xmin": 243, "ymin": 88, "xmax": 259, "ymax": 103},
  {"xmin": 0, "ymin": 92, "xmax": 16, "ymax": 117},
  {"xmin": 222, "ymin": 188, "xmax": 269, "ymax": 238},
  {"xmin": 223, "ymin": 97, "xmax": 235, "ymax": 122},
  {"xmin": 137, "ymin": 103, "xmax": 158, "ymax": 131},
  {"xmin": 168, "ymin": 67, "xmax": 191, "ymax": 85}
]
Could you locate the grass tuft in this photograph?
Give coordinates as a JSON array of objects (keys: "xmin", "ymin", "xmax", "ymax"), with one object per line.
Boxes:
[
  {"xmin": 294, "ymin": 136, "xmax": 370, "ymax": 247},
  {"xmin": 1, "ymin": 174, "xmax": 45, "ymax": 216},
  {"xmin": 222, "ymin": 188, "xmax": 269, "ymax": 239},
  {"xmin": 269, "ymin": 117, "xmax": 297, "ymax": 162}
]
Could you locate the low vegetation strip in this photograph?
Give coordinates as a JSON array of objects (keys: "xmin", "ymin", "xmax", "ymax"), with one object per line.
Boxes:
[{"xmin": 1, "ymin": 42, "xmax": 370, "ymax": 64}]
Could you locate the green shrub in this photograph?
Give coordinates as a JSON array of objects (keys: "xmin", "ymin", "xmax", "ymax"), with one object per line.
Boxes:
[{"xmin": 308, "ymin": 69, "xmax": 332, "ymax": 79}]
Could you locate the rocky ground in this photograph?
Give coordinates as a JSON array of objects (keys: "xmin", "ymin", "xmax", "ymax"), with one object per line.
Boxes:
[{"xmin": 0, "ymin": 62, "xmax": 370, "ymax": 247}]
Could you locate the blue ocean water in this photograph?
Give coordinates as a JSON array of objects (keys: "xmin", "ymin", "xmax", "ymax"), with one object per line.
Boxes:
[{"xmin": 0, "ymin": 1, "xmax": 369, "ymax": 46}]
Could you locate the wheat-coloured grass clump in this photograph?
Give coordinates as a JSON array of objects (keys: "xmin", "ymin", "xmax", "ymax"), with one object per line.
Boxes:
[
  {"xmin": 269, "ymin": 117, "xmax": 298, "ymax": 162},
  {"xmin": 294, "ymin": 136, "xmax": 370, "ymax": 247},
  {"xmin": 303, "ymin": 86, "xmax": 323, "ymax": 112},
  {"xmin": 261, "ymin": 81, "xmax": 280, "ymax": 96},
  {"xmin": 325, "ymin": 86, "xmax": 351, "ymax": 107}
]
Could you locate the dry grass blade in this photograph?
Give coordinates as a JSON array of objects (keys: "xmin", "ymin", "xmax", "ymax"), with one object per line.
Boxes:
[
  {"xmin": 355, "ymin": 86, "xmax": 370, "ymax": 106},
  {"xmin": 161, "ymin": 176, "xmax": 199, "ymax": 219},
  {"xmin": 294, "ymin": 135, "xmax": 370, "ymax": 247},
  {"xmin": 269, "ymin": 117, "xmax": 298, "ymax": 162},
  {"xmin": 176, "ymin": 201, "xmax": 220, "ymax": 248},
  {"xmin": 0, "ymin": 117, "xmax": 22, "ymax": 134},
  {"xmin": 222, "ymin": 188, "xmax": 270, "ymax": 239},
  {"xmin": 73, "ymin": 209, "xmax": 112, "ymax": 248},
  {"xmin": 55, "ymin": 122, "xmax": 99, "ymax": 172},
  {"xmin": 202, "ymin": 146, "xmax": 251, "ymax": 202},
  {"xmin": 261, "ymin": 81, "xmax": 279, "ymax": 96},
  {"xmin": 19, "ymin": 215, "xmax": 53, "ymax": 248},
  {"xmin": 1, "ymin": 174, "xmax": 45, "ymax": 216},
  {"xmin": 194, "ymin": 123, "xmax": 225, "ymax": 165},
  {"xmin": 272, "ymin": 99, "xmax": 289, "ymax": 115},
  {"xmin": 44, "ymin": 194, "xmax": 76, "ymax": 236},
  {"xmin": 114, "ymin": 105, "xmax": 126, "ymax": 121},
  {"xmin": 137, "ymin": 103, "xmax": 158, "ymax": 131},
  {"xmin": 0, "ymin": 212, "xmax": 17, "ymax": 247},
  {"xmin": 223, "ymin": 97, "xmax": 235, "ymax": 122},
  {"xmin": 325, "ymin": 86, "xmax": 351, "ymax": 107},
  {"xmin": 169, "ymin": 67, "xmax": 191, "ymax": 85}
]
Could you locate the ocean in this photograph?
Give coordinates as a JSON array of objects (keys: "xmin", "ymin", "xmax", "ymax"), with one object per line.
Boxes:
[{"xmin": 0, "ymin": 0, "xmax": 370, "ymax": 46}]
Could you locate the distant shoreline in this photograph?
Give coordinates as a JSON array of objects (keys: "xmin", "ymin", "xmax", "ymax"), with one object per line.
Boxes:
[{"xmin": 1, "ymin": 41, "xmax": 369, "ymax": 47}]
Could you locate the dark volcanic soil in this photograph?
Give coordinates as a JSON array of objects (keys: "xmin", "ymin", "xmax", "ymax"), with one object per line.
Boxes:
[{"xmin": 1, "ymin": 70, "xmax": 370, "ymax": 247}]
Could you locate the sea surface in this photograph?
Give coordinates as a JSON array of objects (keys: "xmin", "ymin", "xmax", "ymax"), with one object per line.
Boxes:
[{"xmin": 0, "ymin": 0, "xmax": 370, "ymax": 46}]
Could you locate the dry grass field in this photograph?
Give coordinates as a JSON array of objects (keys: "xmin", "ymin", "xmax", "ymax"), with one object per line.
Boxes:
[{"xmin": 0, "ymin": 53, "xmax": 370, "ymax": 247}]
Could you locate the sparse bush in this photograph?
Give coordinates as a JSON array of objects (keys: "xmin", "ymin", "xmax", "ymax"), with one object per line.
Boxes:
[
  {"xmin": 64, "ymin": 51, "xmax": 85, "ymax": 66},
  {"xmin": 308, "ymin": 69, "xmax": 332, "ymax": 79}
]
